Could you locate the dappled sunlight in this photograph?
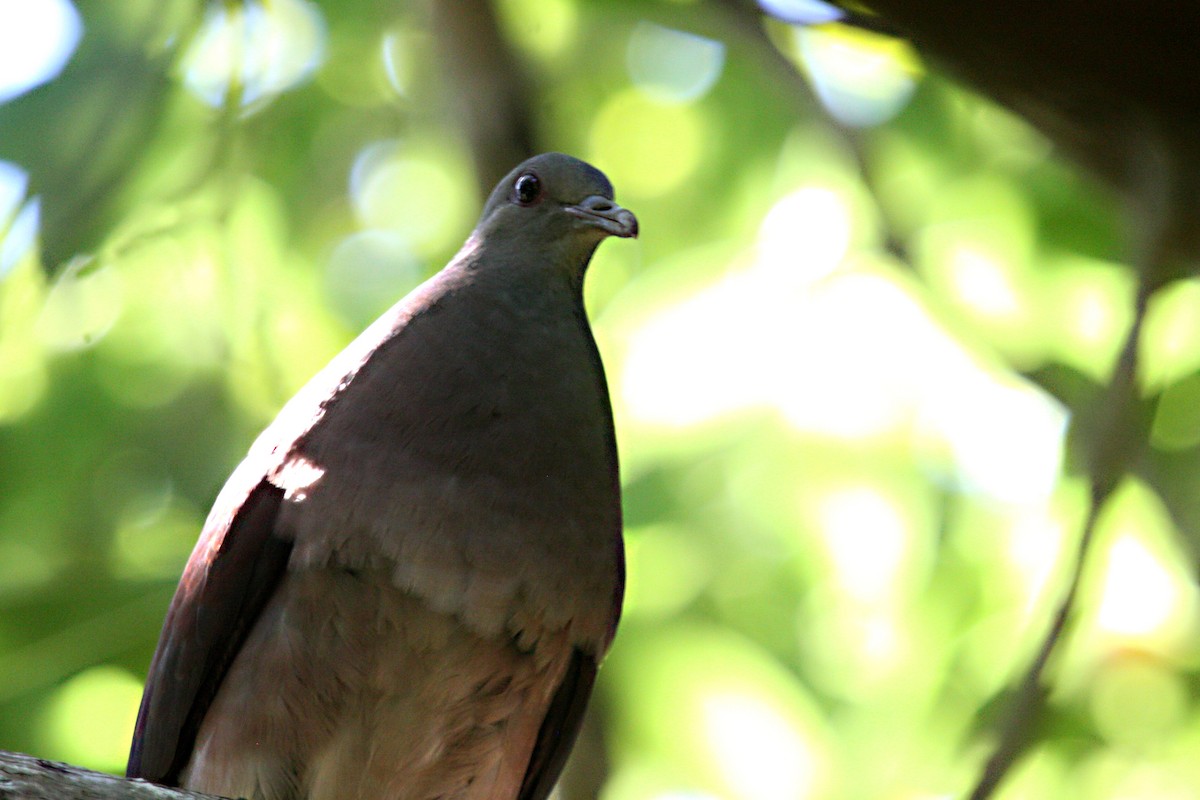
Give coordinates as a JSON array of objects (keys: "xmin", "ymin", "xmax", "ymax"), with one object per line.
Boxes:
[
  {"xmin": 1089, "ymin": 658, "xmax": 1188, "ymax": 749},
  {"xmin": 111, "ymin": 495, "xmax": 202, "ymax": 581},
  {"xmin": 606, "ymin": 625, "xmax": 833, "ymax": 800},
  {"xmin": 922, "ymin": 373, "xmax": 1067, "ymax": 505},
  {"xmin": 804, "ymin": 596, "xmax": 914, "ymax": 697},
  {"xmin": 619, "ymin": 179, "xmax": 859, "ymax": 430},
  {"xmin": 701, "ymin": 692, "xmax": 823, "ymax": 800},
  {"xmin": 1043, "ymin": 256, "xmax": 1134, "ymax": 381},
  {"xmin": 817, "ymin": 486, "xmax": 909, "ymax": 605},
  {"xmin": 1064, "ymin": 481, "xmax": 1200, "ymax": 664},
  {"xmin": 626, "ymin": 23, "xmax": 726, "ymax": 104},
  {"xmin": 1096, "ymin": 535, "xmax": 1185, "ymax": 638},
  {"xmin": 35, "ymin": 666, "xmax": 143, "ymax": 774},
  {"xmin": 1076, "ymin": 753, "xmax": 1200, "ymax": 800},
  {"xmin": 1007, "ymin": 509, "xmax": 1069, "ymax": 617},
  {"xmin": 756, "ymin": 186, "xmax": 853, "ymax": 285},
  {"xmin": 3, "ymin": 3, "xmax": 1200, "ymax": 797},
  {"xmin": 621, "ymin": 190, "xmax": 1066, "ymax": 504},
  {"xmin": 0, "ymin": 0, "xmax": 81, "ymax": 104},
  {"xmin": 621, "ymin": 524, "xmax": 712, "ymax": 622},
  {"xmin": 1141, "ymin": 278, "xmax": 1200, "ymax": 389},
  {"xmin": 789, "ymin": 24, "xmax": 919, "ymax": 127},
  {"xmin": 494, "ymin": 0, "xmax": 579, "ymax": 61},
  {"xmin": 944, "ymin": 242, "xmax": 1021, "ymax": 319},
  {"xmin": 588, "ymin": 89, "xmax": 709, "ymax": 198},
  {"xmin": 325, "ymin": 230, "xmax": 423, "ymax": 324},
  {"xmin": 181, "ymin": 0, "xmax": 326, "ymax": 110},
  {"xmin": 758, "ymin": 0, "xmax": 844, "ymax": 25},
  {"xmin": 36, "ymin": 258, "xmax": 123, "ymax": 352},
  {"xmin": 0, "ymin": 162, "xmax": 38, "ymax": 279},
  {"xmin": 348, "ymin": 140, "xmax": 475, "ymax": 258}
]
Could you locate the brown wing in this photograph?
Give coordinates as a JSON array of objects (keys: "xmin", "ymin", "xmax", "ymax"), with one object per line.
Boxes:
[
  {"xmin": 127, "ymin": 477, "xmax": 291, "ymax": 784},
  {"xmin": 519, "ymin": 648, "xmax": 599, "ymax": 800}
]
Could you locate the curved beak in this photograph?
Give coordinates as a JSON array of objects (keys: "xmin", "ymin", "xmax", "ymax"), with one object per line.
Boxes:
[{"xmin": 566, "ymin": 195, "xmax": 639, "ymax": 239}]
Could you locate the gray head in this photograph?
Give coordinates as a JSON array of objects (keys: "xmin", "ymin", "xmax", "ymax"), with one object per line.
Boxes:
[{"xmin": 474, "ymin": 153, "xmax": 638, "ymax": 269}]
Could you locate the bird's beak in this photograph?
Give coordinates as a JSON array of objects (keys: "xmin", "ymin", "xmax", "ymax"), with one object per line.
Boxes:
[{"xmin": 566, "ymin": 195, "xmax": 639, "ymax": 239}]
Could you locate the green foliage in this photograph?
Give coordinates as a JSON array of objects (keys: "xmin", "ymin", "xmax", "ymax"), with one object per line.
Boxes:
[{"xmin": 2, "ymin": 3, "xmax": 1198, "ymax": 798}]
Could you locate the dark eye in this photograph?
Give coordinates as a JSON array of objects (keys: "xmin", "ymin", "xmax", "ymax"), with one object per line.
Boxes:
[{"xmin": 514, "ymin": 173, "xmax": 541, "ymax": 205}]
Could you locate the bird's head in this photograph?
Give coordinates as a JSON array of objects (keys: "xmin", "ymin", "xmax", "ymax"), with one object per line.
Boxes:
[{"xmin": 474, "ymin": 153, "xmax": 638, "ymax": 272}]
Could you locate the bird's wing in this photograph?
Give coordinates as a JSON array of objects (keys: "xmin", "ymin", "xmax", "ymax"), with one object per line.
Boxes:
[
  {"xmin": 125, "ymin": 295, "xmax": 397, "ymax": 785},
  {"xmin": 127, "ymin": 475, "xmax": 292, "ymax": 784},
  {"xmin": 519, "ymin": 648, "xmax": 599, "ymax": 800}
]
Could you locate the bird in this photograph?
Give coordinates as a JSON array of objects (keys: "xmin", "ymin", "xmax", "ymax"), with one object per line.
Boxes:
[{"xmin": 126, "ymin": 152, "xmax": 637, "ymax": 800}]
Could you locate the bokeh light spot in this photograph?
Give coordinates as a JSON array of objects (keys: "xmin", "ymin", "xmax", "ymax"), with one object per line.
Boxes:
[
  {"xmin": 818, "ymin": 486, "xmax": 908, "ymax": 604},
  {"xmin": 756, "ymin": 185, "xmax": 852, "ymax": 285},
  {"xmin": 318, "ymin": 21, "xmax": 396, "ymax": 106},
  {"xmin": 1078, "ymin": 753, "xmax": 1200, "ymax": 800},
  {"xmin": 494, "ymin": 0, "xmax": 578, "ymax": 60},
  {"xmin": 590, "ymin": 89, "xmax": 707, "ymax": 197},
  {"xmin": 1096, "ymin": 535, "xmax": 1180, "ymax": 637},
  {"xmin": 325, "ymin": 230, "xmax": 423, "ymax": 326},
  {"xmin": 1141, "ymin": 277, "xmax": 1200, "ymax": 389},
  {"xmin": 381, "ymin": 28, "xmax": 417, "ymax": 97},
  {"xmin": 627, "ymin": 23, "xmax": 725, "ymax": 104},
  {"xmin": 182, "ymin": 0, "xmax": 326, "ymax": 109},
  {"xmin": 0, "ymin": 534, "xmax": 60, "ymax": 593},
  {"xmin": 350, "ymin": 141, "xmax": 473, "ymax": 257},
  {"xmin": 112, "ymin": 497, "xmax": 202, "ymax": 580},
  {"xmin": 1090, "ymin": 658, "xmax": 1187, "ymax": 747},
  {"xmin": 702, "ymin": 692, "xmax": 821, "ymax": 800},
  {"xmin": 1007, "ymin": 510, "xmax": 1068, "ymax": 616},
  {"xmin": 0, "ymin": 161, "xmax": 28, "ymax": 225},
  {"xmin": 758, "ymin": 0, "xmax": 844, "ymax": 25},
  {"xmin": 1044, "ymin": 256, "xmax": 1134, "ymax": 381},
  {"xmin": 37, "ymin": 665, "xmax": 144, "ymax": 773},
  {"xmin": 623, "ymin": 525, "xmax": 712, "ymax": 621},
  {"xmin": 926, "ymin": 375, "xmax": 1067, "ymax": 505},
  {"xmin": 1150, "ymin": 372, "xmax": 1200, "ymax": 451},
  {"xmin": 0, "ymin": 0, "xmax": 82, "ymax": 104},
  {"xmin": 0, "ymin": 161, "xmax": 39, "ymax": 279},
  {"xmin": 792, "ymin": 24, "xmax": 918, "ymax": 127},
  {"xmin": 607, "ymin": 626, "xmax": 832, "ymax": 800},
  {"xmin": 1077, "ymin": 481, "xmax": 1200, "ymax": 656},
  {"xmin": 945, "ymin": 242, "xmax": 1020, "ymax": 318},
  {"xmin": 621, "ymin": 248, "xmax": 1064, "ymax": 505},
  {"xmin": 36, "ymin": 257, "xmax": 123, "ymax": 352},
  {"xmin": 0, "ymin": 198, "xmax": 38, "ymax": 280}
]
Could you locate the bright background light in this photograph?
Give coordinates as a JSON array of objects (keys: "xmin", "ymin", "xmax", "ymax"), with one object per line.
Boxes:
[{"xmin": 0, "ymin": 0, "xmax": 81, "ymax": 104}]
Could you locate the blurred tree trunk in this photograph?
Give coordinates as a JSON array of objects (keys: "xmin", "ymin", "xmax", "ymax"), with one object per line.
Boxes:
[{"xmin": 428, "ymin": 0, "xmax": 537, "ymax": 197}]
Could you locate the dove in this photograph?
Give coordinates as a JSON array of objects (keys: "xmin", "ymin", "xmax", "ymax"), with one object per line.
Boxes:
[{"xmin": 127, "ymin": 152, "xmax": 637, "ymax": 800}]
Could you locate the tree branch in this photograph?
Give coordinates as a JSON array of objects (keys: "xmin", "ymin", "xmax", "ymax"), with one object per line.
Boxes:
[{"xmin": 0, "ymin": 750, "xmax": 229, "ymax": 800}]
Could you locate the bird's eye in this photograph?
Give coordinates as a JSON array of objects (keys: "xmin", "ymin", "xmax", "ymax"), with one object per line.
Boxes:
[{"xmin": 514, "ymin": 174, "xmax": 541, "ymax": 205}]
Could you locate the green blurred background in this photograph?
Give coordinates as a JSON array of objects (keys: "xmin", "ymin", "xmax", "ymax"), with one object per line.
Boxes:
[{"xmin": 2, "ymin": 2, "xmax": 1199, "ymax": 799}]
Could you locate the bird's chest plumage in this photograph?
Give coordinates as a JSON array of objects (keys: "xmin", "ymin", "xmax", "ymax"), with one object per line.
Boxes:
[
  {"xmin": 183, "ymin": 571, "xmax": 574, "ymax": 800},
  {"xmin": 275, "ymin": 278, "xmax": 622, "ymax": 649}
]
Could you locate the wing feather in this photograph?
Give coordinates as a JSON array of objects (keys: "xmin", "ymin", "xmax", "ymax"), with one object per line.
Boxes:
[
  {"xmin": 127, "ymin": 478, "xmax": 291, "ymax": 784},
  {"xmin": 518, "ymin": 648, "xmax": 599, "ymax": 800}
]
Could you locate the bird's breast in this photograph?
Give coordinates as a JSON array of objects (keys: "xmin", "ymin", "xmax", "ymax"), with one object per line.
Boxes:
[
  {"xmin": 183, "ymin": 570, "xmax": 575, "ymax": 800},
  {"xmin": 267, "ymin": 275, "xmax": 622, "ymax": 651}
]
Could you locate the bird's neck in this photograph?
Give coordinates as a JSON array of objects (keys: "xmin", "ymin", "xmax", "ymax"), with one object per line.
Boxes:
[{"xmin": 452, "ymin": 233, "xmax": 598, "ymax": 301}]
